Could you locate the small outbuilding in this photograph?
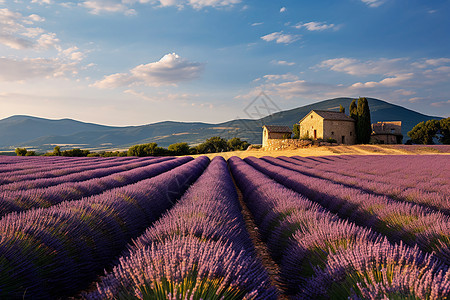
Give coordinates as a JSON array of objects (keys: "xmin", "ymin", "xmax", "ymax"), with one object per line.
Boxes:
[
  {"xmin": 262, "ymin": 125, "xmax": 292, "ymax": 148},
  {"xmin": 299, "ymin": 110, "xmax": 356, "ymax": 145},
  {"xmin": 371, "ymin": 121, "xmax": 403, "ymax": 144}
]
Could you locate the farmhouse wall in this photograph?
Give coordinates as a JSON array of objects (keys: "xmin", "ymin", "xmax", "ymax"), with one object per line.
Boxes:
[
  {"xmin": 371, "ymin": 134, "xmax": 402, "ymax": 144},
  {"xmin": 323, "ymin": 120, "xmax": 356, "ymax": 145},
  {"xmin": 299, "ymin": 111, "xmax": 324, "ymax": 139}
]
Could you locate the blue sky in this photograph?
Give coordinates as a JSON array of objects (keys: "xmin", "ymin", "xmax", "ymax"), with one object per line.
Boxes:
[{"xmin": 1, "ymin": 0, "xmax": 449, "ymax": 125}]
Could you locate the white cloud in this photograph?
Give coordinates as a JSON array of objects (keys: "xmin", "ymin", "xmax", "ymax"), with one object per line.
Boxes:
[
  {"xmin": 318, "ymin": 57, "xmax": 406, "ymax": 76},
  {"xmin": 280, "ymin": 7, "xmax": 286, "ymax": 13},
  {"xmin": 350, "ymin": 73, "xmax": 414, "ymax": 89},
  {"xmin": 295, "ymin": 21, "xmax": 335, "ymax": 31},
  {"xmin": 361, "ymin": 0, "xmax": 385, "ymax": 8},
  {"xmin": 0, "ymin": 57, "xmax": 78, "ymax": 81},
  {"xmin": 82, "ymin": 0, "xmax": 137, "ymax": 15},
  {"xmin": 272, "ymin": 60, "xmax": 296, "ymax": 66},
  {"xmin": 251, "ymin": 22, "xmax": 263, "ymax": 26},
  {"xmin": 80, "ymin": 0, "xmax": 241, "ymax": 14},
  {"xmin": 262, "ymin": 73, "xmax": 299, "ymax": 81},
  {"xmin": 31, "ymin": 0, "xmax": 53, "ymax": 4},
  {"xmin": 261, "ymin": 31, "xmax": 301, "ymax": 44},
  {"xmin": 93, "ymin": 53, "xmax": 205, "ymax": 89},
  {"xmin": 0, "ymin": 8, "xmax": 60, "ymax": 51}
]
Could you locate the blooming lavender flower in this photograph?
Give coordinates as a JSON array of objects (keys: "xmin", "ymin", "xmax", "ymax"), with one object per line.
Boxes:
[
  {"xmin": 0, "ymin": 156, "xmax": 209, "ymax": 299},
  {"xmin": 85, "ymin": 157, "xmax": 277, "ymax": 299}
]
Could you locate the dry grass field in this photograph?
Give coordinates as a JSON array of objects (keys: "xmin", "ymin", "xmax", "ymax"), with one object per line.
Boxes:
[{"xmin": 191, "ymin": 144, "xmax": 450, "ymax": 159}]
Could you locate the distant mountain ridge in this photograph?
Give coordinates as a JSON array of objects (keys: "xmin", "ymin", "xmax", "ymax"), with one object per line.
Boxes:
[{"xmin": 0, "ymin": 98, "xmax": 441, "ymax": 152}]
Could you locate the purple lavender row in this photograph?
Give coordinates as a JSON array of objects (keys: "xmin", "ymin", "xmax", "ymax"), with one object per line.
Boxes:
[
  {"xmin": 273, "ymin": 156, "xmax": 450, "ymax": 216},
  {"xmin": 293, "ymin": 155, "xmax": 449, "ymax": 194},
  {"xmin": 0, "ymin": 156, "xmax": 209, "ymax": 299},
  {"xmin": 0, "ymin": 156, "xmax": 135, "ymax": 182},
  {"xmin": 228, "ymin": 157, "xmax": 450, "ymax": 299},
  {"xmin": 244, "ymin": 157, "xmax": 450, "ymax": 267},
  {"xmin": 0, "ymin": 157, "xmax": 167, "ymax": 190},
  {"xmin": 85, "ymin": 157, "xmax": 277, "ymax": 299},
  {"xmin": 0, "ymin": 156, "xmax": 105, "ymax": 175},
  {"xmin": 0, "ymin": 157, "xmax": 186, "ymax": 218}
]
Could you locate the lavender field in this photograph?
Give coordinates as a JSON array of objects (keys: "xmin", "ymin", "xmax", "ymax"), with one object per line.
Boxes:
[{"xmin": 0, "ymin": 155, "xmax": 449, "ymax": 299}]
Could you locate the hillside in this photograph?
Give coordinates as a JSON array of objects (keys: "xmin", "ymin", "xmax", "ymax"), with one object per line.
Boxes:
[{"xmin": 0, "ymin": 98, "xmax": 441, "ymax": 152}]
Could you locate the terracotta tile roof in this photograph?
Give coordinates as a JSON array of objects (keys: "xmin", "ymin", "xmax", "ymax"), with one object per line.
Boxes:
[
  {"xmin": 300, "ymin": 110, "xmax": 355, "ymax": 123},
  {"xmin": 263, "ymin": 125, "xmax": 292, "ymax": 133}
]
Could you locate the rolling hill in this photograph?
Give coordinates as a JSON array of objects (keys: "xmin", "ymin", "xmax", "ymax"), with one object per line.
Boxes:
[{"xmin": 0, "ymin": 97, "xmax": 442, "ymax": 152}]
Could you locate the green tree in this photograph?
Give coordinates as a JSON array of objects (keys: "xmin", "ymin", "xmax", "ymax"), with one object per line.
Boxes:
[
  {"xmin": 127, "ymin": 143, "xmax": 168, "ymax": 157},
  {"xmin": 25, "ymin": 151, "xmax": 36, "ymax": 156},
  {"xmin": 196, "ymin": 136, "xmax": 228, "ymax": 154},
  {"xmin": 15, "ymin": 148, "xmax": 28, "ymax": 156},
  {"xmin": 62, "ymin": 148, "xmax": 90, "ymax": 157},
  {"xmin": 292, "ymin": 124, "xmax": 300, "ymax": 139},
  {"xmin": 168, "ymin": 142, "xmax": 190, "ymax": 155},
  {"xmin": 53, "ymin": 146, "xmax": 61, "ymax": 156},
  {"xmin": 349, "ymin": 99, "xmax": 358, "ymax": 121},
  {"xmin": 356, "ymin": 97, "xmax": 371, "ymax": 144},
  {"xmin": 439, "ymin": 118, "xmax": 450, "ymax": 144},
  {"xmin": 408, "ymin": 119, "xmax": 440, "ymax": 144},
  {"xmin": 339, "ymin": 104, "xmax": 345, "ymax": 113},
  {"xmin": 227, "ymin": 137, "xmax": 250, "ymax": 151}
]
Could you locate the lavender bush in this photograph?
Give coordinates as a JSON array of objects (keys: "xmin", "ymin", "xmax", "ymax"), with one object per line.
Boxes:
[
  {"xmin": 0, "ymin": 156, "xmax": 209, "ymax": 299},
  {"xmin": 85, "ymin": 157, "xmax": 277, "ymax": 299}
]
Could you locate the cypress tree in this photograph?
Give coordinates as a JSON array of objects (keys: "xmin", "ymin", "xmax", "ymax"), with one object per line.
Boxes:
[
  {"xmin": 356, "ymin": 97, "xmax": 371, "ymax": 144},
  {"xmin": 339, "ymin": 104, "xmax": 345, "ymax": 113},
  {"xmin": 349, "ymin": 99, "xmax": 358, "ymax": 121}
]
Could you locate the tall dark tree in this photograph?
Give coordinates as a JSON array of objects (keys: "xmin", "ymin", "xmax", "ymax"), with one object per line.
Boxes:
[
  {"xmin": 292, "ymin": 124, "xmax": 300, "ymax": 139},
  {"xmin": 356, "ymin": 97, "xmax": 371, "ymax": 144},
  {"xmin": 349, "ymin": 99, "xmax": 357, "ymax": 119}
]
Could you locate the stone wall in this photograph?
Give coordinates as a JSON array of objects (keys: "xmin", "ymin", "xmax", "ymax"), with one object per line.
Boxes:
[{"xmin": 263, "ymin": 139, "xmax": 313, "ymax": 151}]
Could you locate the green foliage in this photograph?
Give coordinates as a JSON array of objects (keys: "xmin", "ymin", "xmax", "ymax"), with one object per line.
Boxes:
[
  {"xmin": 227, "ymin": 138, "xmax": 250, "ymax": 151},
  {"xmin": 168, "ymin": 142, "xmax": 190, "ymax": 155},
  {"xmin": 61, "ymin": 148, "xmax": 90, "ymax": 157},
  {"xmin": 53, "ymin": 146, "xmax": 61, "ymax": 156},
  {"xmin": 127, "ymin": 143, "xmax": 168, "ymax": 157},
  {"xmin": 292, "ymin": 124, "xmax": 300, "ymax": 139},
  {"xmin": 349, "ymin": 99, "xmax": 358, "ymax": 121},
  {"xmin": 195, "ymin": 137, "xmax": 228, "ymax": 154},
  {"xmin": 356, "ymin": 97, "xmax": 371, "ymax": 144},
  {"xmin": 25, "ymin": 151, "xmax": 36, "ymax": 156},
  {"xmin": 439, "ymin": 118, "xmax": 450, "ymax": 144},
  {"xmin": 407, "ymin": 118, "xmax": 449, "ymax": 145},
  {"xmin": 326, "ymin": 138, "xmax": 337, "ymax": 144},
  {"xmin": 15, "ymin": 148, "xmax": 28, "ymax": 156},
  {"xmin": 339, "ymin": 104, "xmax": 345, "ymax": 113}
]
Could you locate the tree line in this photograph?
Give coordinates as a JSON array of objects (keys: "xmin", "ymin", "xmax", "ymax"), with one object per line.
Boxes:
[{"xmin": 15, "ymin": 137, "xmax": 250, "ymax": 157}]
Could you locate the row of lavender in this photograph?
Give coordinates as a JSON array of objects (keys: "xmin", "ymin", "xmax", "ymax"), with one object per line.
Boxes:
[
  {"xmin": 0, "ymin": 156, "xmax": 127, "ymax": 177},
  {"xmin": 0, "ymin": 156, "xmax": 139, "ymax": 185},
  {"xmin": 0, "ymin": 156, "xmax": 209, "ymax": 299},
  {"xmin": 229, "ymin": 157, "xmax": 450, "ymax": 298},
  {"xmin": 0, "ymin": 157, "xmax": 186, "ymax": 217},
  {"xmin": 245, "ymin": 157, "xmax": 450, "ymax": 266},
  {"xmin": 286, "ymin": 155, "xmax": 449, "ymax": 210},
  {"xmin": 84, "ymin": 157, "xmax": 277, "ymax": 299}
]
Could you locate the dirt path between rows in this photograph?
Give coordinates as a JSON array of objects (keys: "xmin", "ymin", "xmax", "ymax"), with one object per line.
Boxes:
[{"xmin": 230, "ymin": 173, "xmax": 288, "ymax": 299}]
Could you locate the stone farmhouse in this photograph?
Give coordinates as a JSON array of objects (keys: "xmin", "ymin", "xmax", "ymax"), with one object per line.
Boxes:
[
  {"xmin": 262, "ymin": 125, "xmax": 292, "ymax": 148},
  {"xmin": 371, "ymin": 121, "xmax": 402, "ymax": 144},
  {"xmin": 299, "ymin": 110, "xmax": 356, "ymax": 145}
]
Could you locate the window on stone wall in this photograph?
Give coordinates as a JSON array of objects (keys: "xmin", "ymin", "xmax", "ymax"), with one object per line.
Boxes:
[
  {"xmin": 311, "ymin": 115, "xmax": 313, "ymax": 119},
  {"xmin": 331, "ymin": 131, "xmax": 334, "ymax": 135},
  {"xmin": 350, "ymin": 132, "xmax": 352, "ymax": 136}
]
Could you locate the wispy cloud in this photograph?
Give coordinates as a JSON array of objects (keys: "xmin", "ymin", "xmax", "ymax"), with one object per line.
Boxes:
[
  {"xmin": 0, "ymin": 57, "xmax": 78, "ymax": 81},
  {"xmin": 251, "ymin": 22, "xmax": 263, "ymax": 26},
  {"xmin": 93, "ymin": 53, "xmax": 205, "ymax": 89},
  {"xmin": 295, "ymin": 21, "xmax": 336, "ymax": 31},
  {"xmin": 272, "ymin": 60, "xmax": 296, "ymax": 66},
  {"xmin": 0, "ymin": 8, "xmax": 60, "ymax": 50},
  {"xmin": 80, "ymin": 0, "xmax": 242, "ymax": 14},
  {"xmin": 261, "ymin": 31, "xmax": 301, "ymax": 44},
  {"xmin": 280, "ymin": 7, "xmax": 286, "ymax": 13},
  {"xmin": 361, "ymin": 0, "xmax": 385, "ymax": 8}
]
